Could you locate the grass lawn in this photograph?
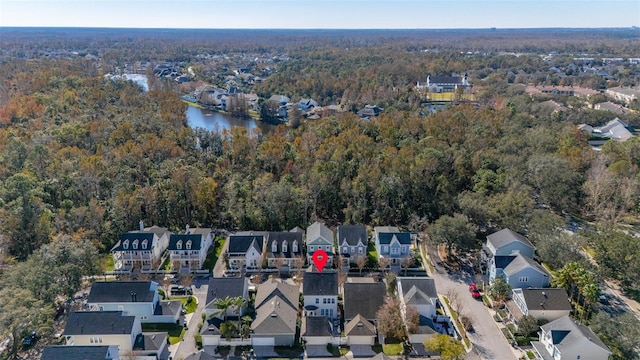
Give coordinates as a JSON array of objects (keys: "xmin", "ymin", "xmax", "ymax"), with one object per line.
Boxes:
[
  {"xmin": 382, "ymin": 343, "xmax": 403, "ymax": 355},
  {"xmin": 442, "ymin": 296, "xmax": 471, "ymax": 348},
  {"xmin": 203, "ymin": 236, "xmax": 226, "ymax": 272},
  {"xmin": 141, "ymin": 323, "xmax": 185, "ymax": 344},
  {"xmin": 169, "ymin": 295, "xmax": 198, "ymax": 314},
  {"xmin": 101, "ymin": 253, "xmax": 115, "ymax": 272}
]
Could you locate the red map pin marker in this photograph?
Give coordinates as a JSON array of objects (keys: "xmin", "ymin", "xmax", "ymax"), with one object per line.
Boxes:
[{"xmin": 312, "ymin": 249, "xmax": 328, "ymax": 273}]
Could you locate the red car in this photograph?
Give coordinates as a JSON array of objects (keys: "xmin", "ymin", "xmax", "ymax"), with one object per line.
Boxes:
[{"xmin": 469, "ymin": 283, "xmax": 481, "ymax": 299}]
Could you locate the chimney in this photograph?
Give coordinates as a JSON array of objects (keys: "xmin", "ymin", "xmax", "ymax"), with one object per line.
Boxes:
[
  {"xmin": 139, "ymin": 220, "xmax": 144, "ymax": 231},
  {"xmin": 186, "ymin": 225, "xmax": 190, "ymax": 234},
  {"xmin": 542, "ymin": 291, "xmax": 547, "ymax": 298},
  {"xmin": 131, "ymin": 291, "xmax": 135, "ymax": 302}
]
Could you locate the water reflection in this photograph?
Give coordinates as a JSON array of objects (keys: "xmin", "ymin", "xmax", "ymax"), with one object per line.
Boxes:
[{"xmin": 185, "ymin": 106, "xmax": 275, "ymax": 133}]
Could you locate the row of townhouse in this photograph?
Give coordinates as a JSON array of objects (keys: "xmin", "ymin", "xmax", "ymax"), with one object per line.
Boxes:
[
  {"xmin": 41, "ymin": 280, "xmax": 180, "ymax": 360},
  {"xmin": 110, "ymin": 222, "xmax": 213, "ymax": 273},
  {"xmin": 225, "ymin": 222, "xmax": 414, "ymax": 272}
]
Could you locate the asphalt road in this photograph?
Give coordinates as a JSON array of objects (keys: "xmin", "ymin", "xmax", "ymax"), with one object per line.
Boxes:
[{"xmin": 173, "ymin": 276, "xmax": 209, "ymax": 360}]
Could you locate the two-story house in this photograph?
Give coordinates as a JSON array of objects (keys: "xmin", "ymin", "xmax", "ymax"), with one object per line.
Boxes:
[
  {"xmin": 397, "ymin": 277, "xmax": 440, "ymax": 345},
  {"xmin": 303, "ymin": 269, "xmax": 338, "ymax": 319},
  {"xmin": 204, "ymin": 277, "xmax": 249, "ymax": 320},
  {"xmin": 485, "ymin": 228, "xmax": 550, "ymax": 289},
  {"xmin": 251, "ymin": 278, "xmax": 299, "ymax": 347},
  {"xmin": 374, "ymin": 226, "xmax": 412, "ymax": 270},
  {"xmin": 305, "ymin": 222, "xmax": 334, "ymax": 267},
  {"xmin": 168, "ymin": 227, "xmax": 213, "ymax": 272},
  {"xmin": 111, "ymin": 221, "xmax": 170, "ymax": 271},
  {"xmin": 266, "ymin": 232, "xmax": 303, "ymax": 270},
  {"xmin": 227, "ymin": 233, "xmax": 264, "ymax": 270},
  {"xmin": 63, "ymin": 311, "xmax": 169, "ymax": 360},
  {"xmin": 531, "ymin": 316, "xmax": 611, "ymax": 360},
  {"xmin": 343, "ymin": 281, "xmax": 385, "ymax": 324},
  {"xmin": 87, "ymin": 281, "xmax": 181, "ymax": 324},
  {"xmin": 41, "ymin": 345, "xmax": 120, "ymax": 360},
  {"xmin": 337, "ymin": 225, "xmax": 368, "ymax": 267},
  {"xmin": 507, "ymin": 288, "xmax": 571, "ymax": 324}
]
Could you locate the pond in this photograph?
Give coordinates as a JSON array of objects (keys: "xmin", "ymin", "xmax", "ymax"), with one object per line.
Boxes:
[{"xmin": 185, "ymin": 105, "xmax": 275, "ymax": 133}]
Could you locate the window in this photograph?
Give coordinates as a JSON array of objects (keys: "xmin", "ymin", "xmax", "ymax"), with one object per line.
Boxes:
[
  {"xmin": 351, "ymin": 246, "xmax": 355, "ymax": 253},
  {"xmin": 519, "ymin": 276, "xmax": 528, "ymax": 282},
  {"xmin": 272, "ymin": 241, "xmax": 277, "ymax": 253},
  {"xmin": 358, "ymin": 247, "xmax": 363, "ymax": 253},
  {"xmin": 123, "ymin": 240, "xmax": 129, "ymax": 249},
  {"xmin": 282, "ymin": 241, "xmax": 288, "ymax": 253},
  {"xmin": 142, "ymin": 239, "xmax": 148, "ymax": 249},
  {"xmin": 343, "ymin": 246, "xmax": 348, "ymax": 253},
  {"xmin": 186, "ymin": 240, "xmax": 192, "ymax": 250},
  {"xmin": 391, "ymin": 247, "xmax": 399, "ymax": 255},
  {"xmin": 325, "ymin": 246, "xmax": 330, "ymax": 251},
  {"xmin": 315, "ymin": 298, "xmax": 319, "ymax": 304},
  {"xmin": 402, "ymin": 246, "xmax": 407, "ymax": 253},
  {"xmin": 177, "ymin": 240, "xmax": 182, "ymax": 250},
  {"xmin": 292, "ymin": 241, "xmax": 298, "ymax": 253},
  {"xmin": 383, "ymin": 246, "xmax": 388, "ymax": 252},
  {"xmin": 323, "ymin": 298, "xmax": 327, "ymax": 304},
  {"xmin": 132, "ymin": 240, "xmax": 138, "ymax": 250}
]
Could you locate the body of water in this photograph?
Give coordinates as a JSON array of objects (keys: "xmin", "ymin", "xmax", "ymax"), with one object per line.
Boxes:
[{"xmin": 185, "ymin": 105, "xmax": 275, "ymax": 133}]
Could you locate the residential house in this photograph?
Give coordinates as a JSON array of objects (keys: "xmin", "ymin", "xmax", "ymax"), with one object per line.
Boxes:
[
  {"xmin": 184, "ymin": 352, "xmax": 217, "ymax": 360},
  {"xmin": 484, "ymin": 228, "xmax": 535, "ymax": 259},
  {"xmin": 594, "ymin": 101, "xmax": 631, "ymax": 114},
  {"xmin": 266, "ymin": 232, "xmax": 303, "ymax": 270},
  {"xmin": 416, "ymin": 74, "xmax": 469, "ymax": 93},
  {"xmin": 111, "ymin": 222, "xmax": 170, "ymax": 271},
  {"xmin": 344, "ymin": 314, "xmax": 376, "ymax": 346},
  {"xmin": 305, "ymin": 221, "xmax": 334, "ymax": 267},
  {"xmin": 87, "ymin": 281, "xmax": 181, "ymax": 324},
  {"xmin": 578, "ymin": 118, "xmax": 635, "ymax": 146},
  {"xmin": 397, "ymin": 277, "xmax": 440, "ymax": 344},
  {"xmin": 168, "ymin": 227, "xmax": 213, "ymax": 272},
  {"xmin": 337, "ymin": 225, "xmax": 368, "ymax": 267},
  {"xmin": 268, "ymin": 95, "xmax": 291, "ymax": 106},
  {"xmin": 605, "ymin": 86, "xmax": 640, "ymax": 104},
  {"xmin": 303, "ymin": 270, "xmax": 339, "ymax": 319},
  {"xmin": 343, "ymin": 281, "xmax": 385, "ymax": 323},
  {"xmin": 204, "ymin": 277, "xmax": 249, "ymax": 319},
  {"xmin": 373, "ymin": 226, "xmax": 412, "ymax": 270},
  {"xmin": 41, "ymin": 346, "xmax": 119, "ymax": 360},
  {"xmin": 506, "ymin": 288, "xmax": 571, "ymax": 324},
  {"xmin": 63, "ymin": 311, "xmax": 170, "ymax": 360},
  {"xmin": 227, "ymin": 233, "xmax": 264, "ymax": 270},
  {"xmin": 531, "ymin": 316, "xmax": 611, "ymax": 360},
  {"xmin": 251, "ymin": 279, "xmax": 299, "ymax": 346},
  {"xmin": 357, "ymin": 105, "xmax": 384, "ymax": 119},
  {"xmin": 300, "ymin": 316, "xmax": 332, "ymax": 345},
  {"xmin": 298, "ymin": 98, "xmax": 318, "ymax": 112},
  {"xmin": 490, "ymin": 253, "xmax": 551, "ymax": 288}
]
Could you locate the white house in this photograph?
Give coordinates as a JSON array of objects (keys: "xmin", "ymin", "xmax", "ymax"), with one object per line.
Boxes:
[
  {"xmin": 63, "ymin": 311, "xmax": 170, "ymax": 360},
  {"xmin": 303, "ymin": 269, "xmax": 338, "ymax": 319},
  {"xmin": 337, "ymin": 225, "xmax": 368, "ymax": 266},
  {"xmin": 87, "ymin": 281, "xmax": 181, "ymax": 324},
  {"xmin": 531, "ymin": 316, "xmax": 611, "ymax": 360},
  {"xmin": 507, "ymin": 288, "xmax": 571, "ymax": 324},
  {"xmin": 111, "ymin": 222, "xmax": 170, "ymax": 271},
  {"xmin": 226, "ymin": 233, "xmax": 264, "ymax": 270},
  {"xmin": 168, "ymin": 227, "xmax": 213, "ymax": 272},
  {"xmin": 397, "ymin": 277, "xmax": 440, "ymax": 344},
  {"xmin": 305, "ymin": 221, "xmax": 334, "ymax": 267},
  {"xmin": 41, "ymin": 346, "xmax": 120, "ymax": 360}
]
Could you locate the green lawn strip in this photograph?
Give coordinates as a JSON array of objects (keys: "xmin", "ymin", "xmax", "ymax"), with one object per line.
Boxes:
[
  {"xmin": 169, "ymin": 295, "xmax": 198, "ymax": 314},
  {"xmin": 203, "ymin": 236, "xmax": 227, "ymax": 272},
  {"xmin": 101, "ymin": 253, "xmax": 115, "ymax": 272},
  {"xmin": 442, "ymin": 296, "xmax": 471, "ymax": 348},
  {"xmin": 141, "ymin": 323, "xmax": 185, "ymax": 345},
  {"xmin": 382, "ymin": 343, "xmax": 403, "ymax": 355}
]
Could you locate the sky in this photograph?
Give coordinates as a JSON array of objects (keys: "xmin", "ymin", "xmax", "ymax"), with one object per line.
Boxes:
[{"xmin": 1, "ymin": 0, "xmax": 639, "ymax": 29}]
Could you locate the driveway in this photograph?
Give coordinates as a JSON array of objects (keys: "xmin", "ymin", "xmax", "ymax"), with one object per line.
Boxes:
[
  {"xmin": 173, "ymin": 279, "xmax": 209, "ymax": 359},
  {"xmin": 423, "ymin": 245, "xmax": 517, "ymax": 360}
]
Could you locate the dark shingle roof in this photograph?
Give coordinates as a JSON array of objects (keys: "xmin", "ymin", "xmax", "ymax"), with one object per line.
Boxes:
[
  {"xmin": 337, "ymin": 225, "xmax": 368, "ymax": 246},
  {"xmin": 343, "ymin": 282, "xmax": 385, "ymax": 321},
  {"xmin": 301, "ymin": 316, "xmax": 332, "ymax": 337},
  {"xmin": 133, "ymin": 332, "xmax": 167, "ymax": 351},
  {"xmin": 63, "ymin": 311, "xmax": 135, "ymax": 335},
  {"xmin": 520, "ymin": 288, "xmax": 571, "ymax": 311},
  {"xmin": 344, "ymin": 314, "xmax": 376, "ymax": 336},
  {"xmin": 303, "ymin": 271, "xmax": 338, "ymax": 296},
  {"xmin": 155, "ymin": 300, "xmax": 181, "ymax": 316},
  {"xmin": 429, "ymin": 75, "xmax": 463, "ymax": 84},
  {"xmin": 111, "ymin": 232, "xmax": 155, "ymax": 252},
  {"xmin": 87, "ymin": 281, "xmax": 155, "ymax": 304},
  {"xmin": 399, "ymin": 277, "xmax": 438, "ymax": 300},
  {"xmin": 168, "ymin": 234, "xmax": 203, "ymax": 251},
  {"xmin": 185, "ymin": 352, "xmax": 218, "ymax": 360},
  {"xmin": 41, "ymin": 346, "xmax": 112, "ymax": 360},
  {"xmin": 266, "ymin": 232, "xmax": 303, "ymax": 257},
  {"xmin": 255, "ymin": 278, "xmax": 299, "ymax": 310},
  {"xmin": 377, "ymin": 232, "xmax": 411, "ymax": 245},
  {"xmin": 252, "ymin": 295, "xmax": 297, "ymax": 334},
  {"xmin": 228, "ymin": 235, "xmax": 263, "ymax": 254},
  {"xmin": 205, "ymin": 277, "xmax": 247, "ymax": 308},
  {"xmin": 486, "ymin": 228, "xmax": 534, "ymax": 251},
  {"xmin": 540, "ymin": 316, "xmax": 610, "ymax": 354}
]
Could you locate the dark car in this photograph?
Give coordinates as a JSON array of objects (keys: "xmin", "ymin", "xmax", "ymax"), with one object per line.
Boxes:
[
  {"xmin": 170, "ymin": 285, "xmax": 192, "ymax": 296},
  {"xmin": 22, "ymin": 330, "xmax": 37, "ymax": 348}
]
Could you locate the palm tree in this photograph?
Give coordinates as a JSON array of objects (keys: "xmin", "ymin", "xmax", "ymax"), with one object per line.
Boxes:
[
  {"xmin": 240, "ymin": 315, "xmax": 253, "ymax": 339},
  {"xmin": 212, "ymin": 296, "xmax": 234, "ymax": 322},
  {"xmin": 231, "ymin": 296, "xmax": 247, "ymax": 332}
]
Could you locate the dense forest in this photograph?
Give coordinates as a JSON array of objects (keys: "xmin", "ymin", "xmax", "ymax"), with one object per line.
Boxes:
[{"xmin": 1, "ymin": 28, "xmax": 640, "ymax": 359}]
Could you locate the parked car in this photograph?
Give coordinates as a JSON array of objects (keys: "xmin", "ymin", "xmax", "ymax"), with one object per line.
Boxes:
[
  {"xmin": 22, "ymin": 330, "xmax": 37, "ymax": 348},
  {"xmin": 171, "ymin": 285, "xmax": 192, "ymax": 296},
  {"xmin": 469, "ymin": 283, "xmax": 481, "ymax": 299}
]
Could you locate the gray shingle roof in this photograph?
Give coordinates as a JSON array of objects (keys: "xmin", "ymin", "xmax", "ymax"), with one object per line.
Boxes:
[
  {"xmin": 64, "ymin": 311, "xmax": 135, "ymax": 336},
  {"xmin": 255, "ymin": 278, "xmax": 299, "ymax": 310},
  {"xmin": 266, "ymin": 232, "xmax": 303, "ymax": 258},
  {"xmin": 520, "ymin": 288, "xmax": 571, "ymax": 311},
  {"xmin": 497, "ymin": 254, "xmax": 549, "ymax": 277},
  {"xmin": 540, "ymin": 316, "xmax": 610, "ymax": 354},
  {"xmin": 337, "ymin": 225, "xmax": 368, "ymax": 246},
  {"xmin": 399, "ymin": 277, "xmax": 438, "ymax": 300},
  {"xmin": 155, "ymin": 300, "xmax": 181, "ymax": 316},
  {"xmin": 133, "ymin": 332, "xmax": 167, "ymax": 351},
  {"xmin": 87, "ymin": 281, "xmax": 155, "ymax": 304},
  {"xmin": 205, "ymin": 277, "xmax": 247, "ymax": 308},
  {"xmin": 252, "ymin": 295, "xmax": 297, "ymax": 334},
  {"xmin": 41, "ymin": 346, "xmax": 112, "ymax": 360},
  {"xmin": 228, "ymin": 235, "xmax": 263, "ymax": 254},
  {"xmin": 377, "ymin": 232, "xmax": 411, "ymax": 245},
  {"xmin": 486, "ymin": 228, "xmax": 534, "ymax": 251},
  {"xmin": 344, "ymin": 315, "xmax": 376, "ymax": 336},
  {"xmin": 168, "ymin": 234, "xmax": 203, "ymax": 251},
  {"xmin": 306, "ymin": 221, "xmax": 333, "ymax": 245},
  {"xmin": 303, "ymin": 271, "xmax": 338, "ymax": 296},
  {"xmin": 184, "ymin": 352, "xmax": 218, "ymax": 360},
  {"xmin": 343, "ymin": 282, "xmax": 385, "ymax": 321},
  {"xmin": 301, "ymin": 316, "xmax": 332, "ymax": 337}
]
